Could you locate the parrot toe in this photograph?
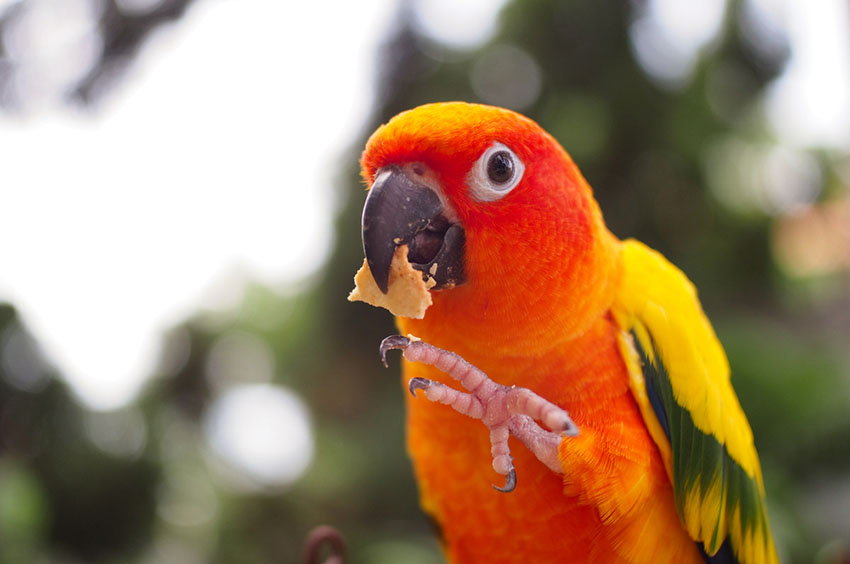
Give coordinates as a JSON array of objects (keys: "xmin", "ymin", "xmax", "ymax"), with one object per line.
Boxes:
[{"xmin": 379, "ymin": 335, "xmax": 575, "ymax": 491}]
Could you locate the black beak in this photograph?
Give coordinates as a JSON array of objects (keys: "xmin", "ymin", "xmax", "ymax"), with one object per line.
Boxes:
[{"xmin": 361, "ymin": 167, "xmax": 465, "ymax": 294}]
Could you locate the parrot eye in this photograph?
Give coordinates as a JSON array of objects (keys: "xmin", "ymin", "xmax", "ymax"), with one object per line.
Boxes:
[
  {"xmin": 467, "ymin": 142, "xmax": 525, "ymax": 202},
  {"xmin": 487, "ymin": 151, "xmax": 514, "ymax": 184}
]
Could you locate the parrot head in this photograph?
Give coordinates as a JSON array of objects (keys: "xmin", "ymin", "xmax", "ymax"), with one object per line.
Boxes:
[{"xmin": 359, "ymin": 102, "xmax": 619, "ymax": 347}]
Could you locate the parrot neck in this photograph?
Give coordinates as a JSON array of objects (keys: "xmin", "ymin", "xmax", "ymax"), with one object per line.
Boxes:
[{"xmin": 401, "ymin": 220, "xmax": 622, "ymax": 358}]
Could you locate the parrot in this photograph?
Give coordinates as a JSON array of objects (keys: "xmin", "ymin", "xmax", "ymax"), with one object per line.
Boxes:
[{"xmin": 355, "ymin": 102, "xmax": 778, "ymax": 564}]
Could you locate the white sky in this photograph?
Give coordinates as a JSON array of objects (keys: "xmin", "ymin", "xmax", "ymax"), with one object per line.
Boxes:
[{"xmin": 0, "ymin": 0, "xmax": 848, "ymax": 411}]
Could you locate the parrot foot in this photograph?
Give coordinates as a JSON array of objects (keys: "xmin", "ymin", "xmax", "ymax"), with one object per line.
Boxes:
[{"xmin": 380, "ymin": 335, "xmax": 578, "ymax": 493}]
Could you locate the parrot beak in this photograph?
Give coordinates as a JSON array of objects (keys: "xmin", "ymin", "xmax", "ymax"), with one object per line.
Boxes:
[{"xmin": 361, "ymin": 166, "xmax": 465, "ymax": 294}]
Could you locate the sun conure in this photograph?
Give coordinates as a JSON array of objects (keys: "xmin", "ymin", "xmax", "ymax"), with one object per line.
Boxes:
[{"xmin": 353, "ymin": 102, "xmax": 778, "ymax": 564}]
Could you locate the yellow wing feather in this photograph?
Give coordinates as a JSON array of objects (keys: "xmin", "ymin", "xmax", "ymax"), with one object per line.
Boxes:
[{"xmin": 611, "ymin": 239, "xmax": 778, "ymax": 564}]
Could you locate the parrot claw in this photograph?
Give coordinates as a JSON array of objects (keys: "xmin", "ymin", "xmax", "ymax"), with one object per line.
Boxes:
[
  {"xmin": 408, "ymin": 377, "xmax": 432, "ymax": 397},
  {"xmin": 380, "ymin": 335, "xmax": 411, "ymax": 368},
  {"xmin": 561, "ymin": 420, "xmax": 580, "ymax": 436},
  {"xmin": 492, "ymin": 468, "xmax": 516, "ymax": 493},
  {"xmin": 380, "ymin": 335, "xmax": 574, "ymax": 490}
]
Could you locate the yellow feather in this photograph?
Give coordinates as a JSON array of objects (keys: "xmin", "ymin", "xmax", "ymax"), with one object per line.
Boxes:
[
  {"xmin": 612, "ymin": 239, "xmax": 779, "ymax": 564},
  {"xmin": 613, "ymin": 239, "xmax": 761, "ymax": 480},
  {"xmin": 616, "ymin": 329, "xmax": 673, "ymax": 483}
]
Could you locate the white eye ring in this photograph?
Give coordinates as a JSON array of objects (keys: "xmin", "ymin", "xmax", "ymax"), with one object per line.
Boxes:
[{"xmin": 467, "ymin": 142, "xmax": 525, "ymax": 202}]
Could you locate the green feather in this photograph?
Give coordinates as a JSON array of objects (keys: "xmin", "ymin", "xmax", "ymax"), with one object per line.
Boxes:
[{"xmin": 633, "ymin": 331, "xmax": 772, "ymax": 562}]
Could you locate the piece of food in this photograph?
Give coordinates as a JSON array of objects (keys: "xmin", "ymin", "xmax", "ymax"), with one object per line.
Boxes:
[{"xmin": 348, "ymin": 245, "xmax": 435, "ymax": 319}]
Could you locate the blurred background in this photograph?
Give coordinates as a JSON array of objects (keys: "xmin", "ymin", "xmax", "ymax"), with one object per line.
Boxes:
[{"xmin": 1, "ymin": 0, "xmax": 849, "ymax": 562}]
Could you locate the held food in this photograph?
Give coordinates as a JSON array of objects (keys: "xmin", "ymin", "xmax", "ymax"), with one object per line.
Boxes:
[{"xmin": 348, "ymin": 245, "xmax": 436, "ymax": 319}]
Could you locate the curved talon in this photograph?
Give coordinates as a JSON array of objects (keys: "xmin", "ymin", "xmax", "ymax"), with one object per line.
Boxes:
[
  {"xmin": 562, "ymin": 419, "xmax": 580, "ymax": 437},
  {"xmin": 492, "ymin": 468, "xmax": 517, "ymax": 493},
  {"xmin": 380, "ymin": 335, "xmax": 411, "ymax": 367},
  {"xmin": 408, "ymin": 377, "xmax": 433, "ymax": 398}
]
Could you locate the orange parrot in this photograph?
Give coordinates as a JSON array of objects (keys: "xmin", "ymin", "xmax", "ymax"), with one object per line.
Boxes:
[{"xmin": 353, "ymin": 102, "xmax": 778, "ymax": 563}]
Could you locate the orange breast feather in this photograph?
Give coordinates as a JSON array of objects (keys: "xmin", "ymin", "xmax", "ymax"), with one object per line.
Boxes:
[{"xmin": 398, "ymin": 311, "xmax": 703, "ymax": 564}]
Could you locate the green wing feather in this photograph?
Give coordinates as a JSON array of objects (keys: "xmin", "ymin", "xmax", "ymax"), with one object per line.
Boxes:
[{"xmin": 612, "ymin": 239, "xmax": 778, "ymax": 564}]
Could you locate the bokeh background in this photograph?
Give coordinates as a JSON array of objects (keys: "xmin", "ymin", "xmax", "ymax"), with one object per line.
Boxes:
[{"xmin": 1, "ymin": 0, "xmax": 849, "ymax": 562}]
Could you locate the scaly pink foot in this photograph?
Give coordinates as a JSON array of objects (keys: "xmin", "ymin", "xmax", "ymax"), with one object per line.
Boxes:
[{"xmin": 380, "ymin": 335, "xmax": 578, "ymax": 492}]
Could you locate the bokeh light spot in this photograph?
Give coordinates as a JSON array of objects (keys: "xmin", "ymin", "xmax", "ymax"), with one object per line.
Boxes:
[
  {"xmin": 705, "ymin": 138, "xmax": 821, "ymax": 216},
  {"xmin": 765, "ymin": 0, "xmax": 850, "ymax": 149},
  {"xmin": 204, "ymin": 384, "xmax": 313, "ymax": 489},
  {"xmin": 83, "ymin": 407, "xmax": 148, "ymax": 459},
  {"xmin": 0, "ymin": 325, "xmax": 50, "ymax": 394},
  {"xmin": 772, "ymin": 197, "xmax": 850, "ymax": 278},
  {"xmin": 205, "ymin": 331, "xmax": 274, "ymax": 392},
  {"xmin": 629, "ymin": 0, "xmax": 726, "ymax": 89},
  {"xmin": 470, "ymin": 44, "xmax": 542, "ymax": 110},
  {"xmin": 413, "ymin": 0, "xmax": 508, "ymax": 49},
  {"xmin": 1, "ymin": 0, "xmax": 102, "ymax": 109},
  {"xmin": 157, "ymin": 462, "xmax": 219, "ymax": 529}
]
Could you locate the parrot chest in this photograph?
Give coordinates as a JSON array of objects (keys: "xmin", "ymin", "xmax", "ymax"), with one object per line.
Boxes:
[{"xmin": 397, "ymin": 315, "xmax": 690, "ymax": 563}]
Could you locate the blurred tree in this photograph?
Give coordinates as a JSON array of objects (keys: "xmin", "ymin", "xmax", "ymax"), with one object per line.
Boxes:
[
  {"xmin": 74, "ymin": 0, "xmax": 199, "ymax": 104},
  {"xmin": 0, "ymin": 0, "xmax": 198, "ymax": 110},
  {"xmin": 0, "ymin": 305, "xmax": 160, "ymax": 562}
]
